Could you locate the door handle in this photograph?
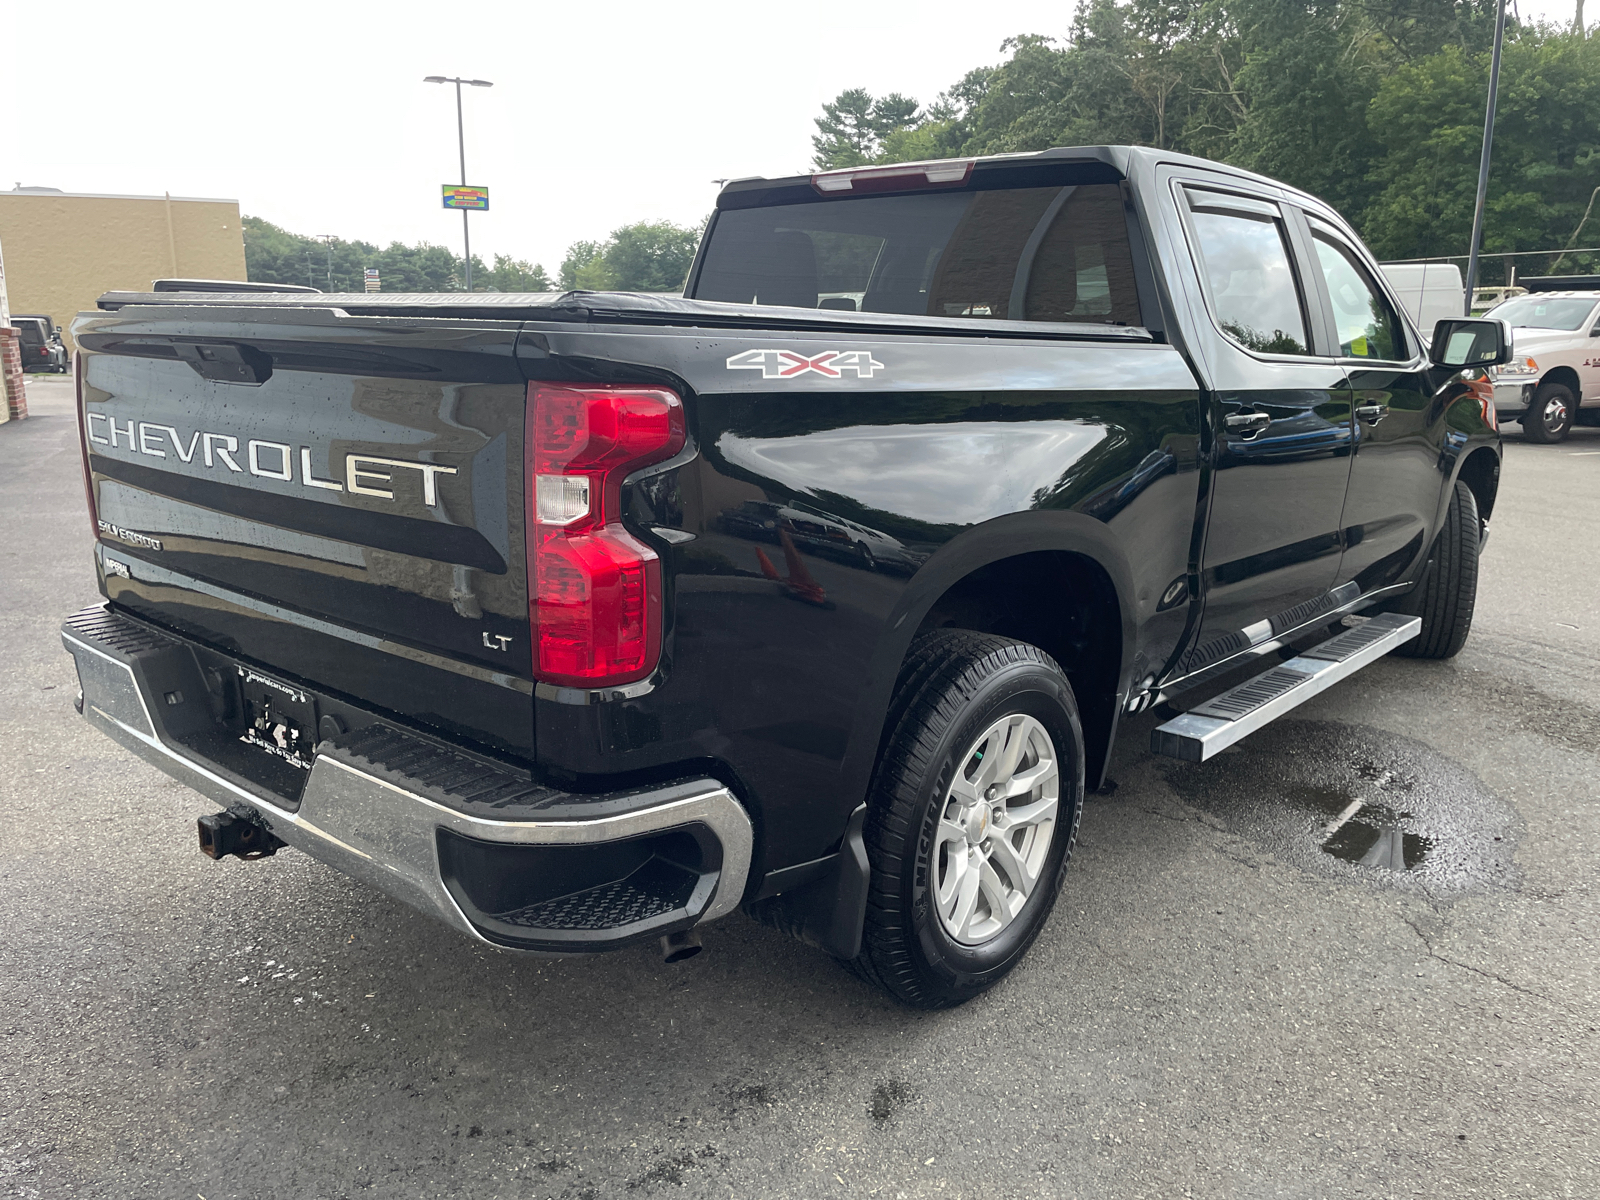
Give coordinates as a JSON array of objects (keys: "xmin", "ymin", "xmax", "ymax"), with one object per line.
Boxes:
[
  {"xmin": 1225, "ymin": 411, "xmax": 1272, "ymax": 434},
  {"xmin": 1355, "ymin": 403, "xmax": 1389, "ymax": 424}
]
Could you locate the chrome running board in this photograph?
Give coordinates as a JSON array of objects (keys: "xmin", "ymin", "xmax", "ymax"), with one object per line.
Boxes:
[{"xmin": 1151, "ymin": 613, "xmax": 1421, "ymax": 762}]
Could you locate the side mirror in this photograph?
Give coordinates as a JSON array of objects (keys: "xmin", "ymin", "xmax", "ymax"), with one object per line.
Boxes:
[{"xmin": 1430, "ymin": 317, "xmax": 1512, "ymax": 369}]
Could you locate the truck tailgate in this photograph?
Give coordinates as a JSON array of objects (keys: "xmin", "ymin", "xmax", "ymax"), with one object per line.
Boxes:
[{"xmin": 73, "ymin": 306, "xmax": 533, "ymax": 758}]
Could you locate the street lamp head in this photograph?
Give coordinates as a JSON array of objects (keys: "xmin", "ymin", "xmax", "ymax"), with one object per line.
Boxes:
[
  {"xmin": 423, "ymin": 76, "xmax": 447, "ymax": 83},
  {"xmin": 468, "ymin": 79, "xmax": 494, "ymax": 88}
]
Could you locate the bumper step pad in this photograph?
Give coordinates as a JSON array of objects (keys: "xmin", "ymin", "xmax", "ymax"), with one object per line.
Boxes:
[
  {"xmin": 1152, "ymin": 613, "xmax": 1421, "ymax": 762},
  {"xmin": 496, "ymin": 860, "xmax": 701, "ymax": 932}
]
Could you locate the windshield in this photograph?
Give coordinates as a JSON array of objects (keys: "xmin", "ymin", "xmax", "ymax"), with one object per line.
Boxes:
[
  {"xmin": 1488, "ymin": 295, "xmax": 1599, "ymax": 331},
  {"xmin": 692, "ymin": 183, "xmax": 1142, "ymax": 327},
  {"xmin": 14, "ymin": 320, "xmax": 45, "ymax": 345}
]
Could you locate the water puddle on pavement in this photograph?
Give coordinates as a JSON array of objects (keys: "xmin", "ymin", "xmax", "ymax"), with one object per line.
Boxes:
[
  {"xmin": 1154, "ymin": 720, "xmax": 1519, "ymax": 892},
  {"xmin": 1286, "ymin": 771, "xmax": 1440, "ymax": 876},
  {"xmin": 1294, "ymin": 784, "xmax": 1435, "ymax": 871}
]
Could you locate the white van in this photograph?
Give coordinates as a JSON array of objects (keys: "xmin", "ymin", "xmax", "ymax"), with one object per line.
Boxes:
[{"xmin": 1380, "ymin": 263, "xmax": 1465, "ymax": 343}]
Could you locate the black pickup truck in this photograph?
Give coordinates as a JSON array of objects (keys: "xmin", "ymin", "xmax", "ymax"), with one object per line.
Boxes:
[{"xmin": 63, "ymin": 146, "xmax": 1508, "ymax": 1008}]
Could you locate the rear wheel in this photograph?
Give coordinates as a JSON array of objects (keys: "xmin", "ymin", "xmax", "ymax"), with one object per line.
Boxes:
[
  {"xmin": 850, "ymin": 630, "xmax": 1083, "ymax": 1008},
  {"xmin": 1521, "ymin": 381, "xmax": 1575, "ymax": 443},
  {"xmin": 1392, "ymin": 480, "xmax": 1479, "ymax": 659}
]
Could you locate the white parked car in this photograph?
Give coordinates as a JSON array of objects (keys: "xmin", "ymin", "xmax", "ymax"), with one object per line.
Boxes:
[{"xmin": 1485, "ymin": 279, "xmax": 1600, "ymax": 443}]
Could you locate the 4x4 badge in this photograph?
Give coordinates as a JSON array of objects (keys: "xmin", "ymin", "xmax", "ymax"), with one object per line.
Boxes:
[{"xmin": 726, "ymin": 349, "xmax": 884, "ymax": 379}]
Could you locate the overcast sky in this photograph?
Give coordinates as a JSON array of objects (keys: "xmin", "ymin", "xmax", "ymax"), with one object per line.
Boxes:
[{"xmin": 2, "ymin": 0, "xmax": 1583, "ymax": 278}]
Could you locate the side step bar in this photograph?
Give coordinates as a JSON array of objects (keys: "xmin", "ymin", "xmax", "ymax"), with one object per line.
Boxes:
[{"xmin": 1152, "ymin": 613, "xmax": 1421, "ymax": 762}]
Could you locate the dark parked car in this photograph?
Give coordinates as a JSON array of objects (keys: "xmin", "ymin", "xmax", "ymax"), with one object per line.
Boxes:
[
  {"xmin": 62, "ymin": 146, "xmax": 1506, "ymax": 1008},
  {"xmin": 13, "ymin": 315, "xmax": 68, "ymax": 372}
]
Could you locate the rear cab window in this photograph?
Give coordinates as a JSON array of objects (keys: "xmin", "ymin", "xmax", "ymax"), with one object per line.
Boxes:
[{"xmin": 691, "ymin": 182, "xmax": 1143, "ymax": 328}]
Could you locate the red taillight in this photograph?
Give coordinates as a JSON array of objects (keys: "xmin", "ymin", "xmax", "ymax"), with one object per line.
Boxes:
[
  {"xmin": 526, "ymin": 383, "xmax": 685, "ymax": 687},
  {"xmin": 74, "ymin": 355, "xmax": 100, "ymax": 541}
]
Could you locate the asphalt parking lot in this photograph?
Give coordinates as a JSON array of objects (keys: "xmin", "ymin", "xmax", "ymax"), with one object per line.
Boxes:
[{"xmin": 2, "ymin": 373, "xmax": 1597, "ymax": 1199}]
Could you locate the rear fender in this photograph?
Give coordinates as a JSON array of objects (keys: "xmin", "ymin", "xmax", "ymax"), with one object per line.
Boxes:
[{"xmin": 837, "ymin": 510, "xmax": 1138, "ymax": 808}]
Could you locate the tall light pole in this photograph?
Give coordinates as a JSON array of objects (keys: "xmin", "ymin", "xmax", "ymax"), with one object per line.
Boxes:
[
  {"xmin": 1463, "ymin": 0, "xmax": 1507, "ymax": 315},
  {"xmin": 424, "ymin": 75, "xmax": 493, "ymax": 293}
]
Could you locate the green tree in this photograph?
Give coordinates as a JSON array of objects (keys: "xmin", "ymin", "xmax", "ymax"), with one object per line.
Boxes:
[
  {"xmin": 1225, "ymin": 0, "xmax": 1387, "ymax": 218},
  {"xmin": 799, "ymin": 0, "xmax": 1596, "ymax": 274},
  {"xmin": 558, "ymin": 220, "xmax": 704, "ymax": 293},
  {"xmin": 1361, "ymin": 30, "xmax": 1600, "ymax": 268},
  {"xmin": 605, "ymin": 221, "xmax": 703, "ymax": 291},
  {"xmin": 243, "ymin": 216, "xmax": 532, "ymax": 292},
  {"xmin": 559, "ymin": 240, "xmax": 610, "ymax": 290},
  {"xmin": 482, "ymin": 254, "xmax": 552, "ymax": 292},
  {"xmin": 812, "ymin": 88, "xmax": 927, "ymax": 169}
]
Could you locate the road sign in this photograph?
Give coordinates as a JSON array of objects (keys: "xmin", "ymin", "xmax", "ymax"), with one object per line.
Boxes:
[
  {"xmin": 442, "ymin": 186, "xmax": 489, "ymax": 211},
  {"xmin": 363, "ymin": 268, "xmax": 381, "ymax": 293}
]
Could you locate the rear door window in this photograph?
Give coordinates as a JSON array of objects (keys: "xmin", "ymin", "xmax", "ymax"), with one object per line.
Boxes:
[
  {"xmin": 1182, "ymin": 189, "xmax": 1312, "ymax": 356},
  {"xmin": 693, "ymin": 182, "xmax": 1143, "ymax": 327}
]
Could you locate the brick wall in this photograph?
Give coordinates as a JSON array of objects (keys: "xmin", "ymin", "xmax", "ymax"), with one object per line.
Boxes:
[{"xmin": 0, "ymin": 327, "xmax": 28, "ymax": 422}]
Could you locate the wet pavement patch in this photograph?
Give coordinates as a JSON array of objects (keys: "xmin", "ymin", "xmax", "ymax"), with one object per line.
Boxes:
[
  {"xmin": 1157, "ymin": 720, "xmax": 1519, "ymax": 893},
  {"xmin": 870, "ymin": 1079, "xmax": 915, "ymax": 1123}
]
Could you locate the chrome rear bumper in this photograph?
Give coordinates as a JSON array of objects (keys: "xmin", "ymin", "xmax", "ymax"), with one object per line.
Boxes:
[{"xmin": 62, "ymin": 604, "xmax": 752, "ymax": 953}]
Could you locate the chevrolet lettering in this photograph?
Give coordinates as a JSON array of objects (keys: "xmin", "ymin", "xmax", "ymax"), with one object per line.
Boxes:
[
  {"xmin": 64, "ymin": 146, "xmax": 1504, "ymax": 1008},
  {"xmin": 83, "ymin": 413, "xmax": 457, "ymax": 502}
]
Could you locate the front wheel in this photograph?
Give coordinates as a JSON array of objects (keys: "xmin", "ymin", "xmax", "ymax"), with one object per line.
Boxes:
[
  {"xmin": 1392, "ymin": 480, "xmax": 1479, "ymax": 659},
  {"xmin": 851, "ymin": 630, "xmax": 1084, "ymax": 1008},
  {"xmin": 1521, "ymin": 381, "xmax": 1575, "ymax": 443}
]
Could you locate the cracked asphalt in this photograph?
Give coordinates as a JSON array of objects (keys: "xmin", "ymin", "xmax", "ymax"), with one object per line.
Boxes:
[{"xmin": 2, "ymin": 375, "xmax": 1597, "ymax": 1198}]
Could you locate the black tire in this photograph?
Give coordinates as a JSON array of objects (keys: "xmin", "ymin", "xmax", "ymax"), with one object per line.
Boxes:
[
  {"xmin": 849, "ymin": 629, "xmax": 1084, "ymax": 1008},
  {"xmin": 1521, "ymin": 381, "xmax": 1575, "ymax": 443},
  {"xmin": 1392, "ymin": 480, "xmax": 1479, "ymax": 659}
]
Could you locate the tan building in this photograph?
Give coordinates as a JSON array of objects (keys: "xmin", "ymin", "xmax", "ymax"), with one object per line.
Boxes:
[{"xmin": 0, "ymin": 188, "xmax": 246, "ymax": 350}]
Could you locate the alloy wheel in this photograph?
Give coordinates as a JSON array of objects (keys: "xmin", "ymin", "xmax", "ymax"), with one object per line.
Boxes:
[{"xmin": 934, "ymin": 713, "xmax": 1060, "ymax": 945}]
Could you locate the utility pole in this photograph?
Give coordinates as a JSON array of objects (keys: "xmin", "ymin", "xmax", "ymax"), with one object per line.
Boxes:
[
  {"xmin": 315, "ymin": 235, "xmax": 336, "ymax": 292},
  {"xmin": 424, "ymin": 75, "xmax": 494, "ymax": 292},
  {"xmin": 1464, "ymin": 0, "xmax": 1508, "ymax": 315}
]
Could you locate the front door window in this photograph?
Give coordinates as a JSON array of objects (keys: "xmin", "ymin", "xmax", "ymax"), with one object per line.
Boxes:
[{"xmin": 1309, "ymin": 222, "xmax": 1407, "ymax": 361}]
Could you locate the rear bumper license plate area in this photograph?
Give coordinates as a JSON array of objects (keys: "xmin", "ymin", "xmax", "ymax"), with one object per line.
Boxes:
[
  {"xmin": 235, "ymin": 666, "xmax": 318, "ymax": 775},
  {"xmin": 60, "ymin": 603, "xmax": 754, "ymax": 953}
]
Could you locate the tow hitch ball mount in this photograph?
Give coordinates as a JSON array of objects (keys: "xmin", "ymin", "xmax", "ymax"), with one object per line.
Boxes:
[{"xmin": 197, "ymin": 806, "xmax": 286, "ymax": 861}]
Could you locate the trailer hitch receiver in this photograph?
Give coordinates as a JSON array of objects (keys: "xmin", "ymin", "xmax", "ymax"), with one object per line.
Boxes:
[{"xmin": 198, "ymin": 806, "xmax": 286, "ymax": 861}]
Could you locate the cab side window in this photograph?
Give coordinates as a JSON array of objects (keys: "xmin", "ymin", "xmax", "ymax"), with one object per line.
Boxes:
[
  {"xmin": 1308, "ymin": 222, "xmax": 1407, "ymax": 361},
  {"xmin": 1184, "ymin": 189, "xmax": 1312, "ymax": 357}
]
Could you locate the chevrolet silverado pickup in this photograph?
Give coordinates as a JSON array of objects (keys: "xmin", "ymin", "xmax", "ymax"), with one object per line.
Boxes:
[{"xmin": 63, "ymin": 146, "xmax": 1509, "ymax": 1008}]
